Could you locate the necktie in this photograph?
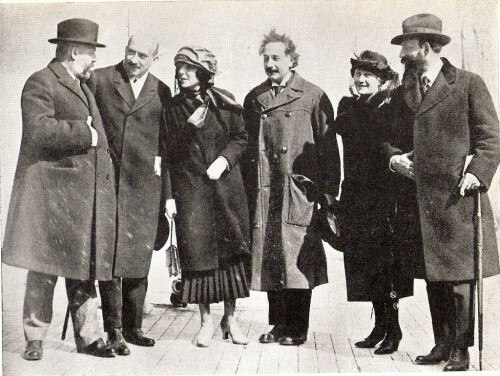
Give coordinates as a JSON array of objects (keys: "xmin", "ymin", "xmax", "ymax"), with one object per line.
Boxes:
[
  {"xmin": 273, "ymin": 85, "xmax": 284, "ymax": 97},
  {"xmin": 420, "ymin": 75, "xmax": 431, "ymax": 95}
]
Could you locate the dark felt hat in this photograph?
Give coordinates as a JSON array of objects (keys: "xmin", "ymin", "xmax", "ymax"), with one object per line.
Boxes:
[
  {"xmin": 350, "ymin": 50, "xmax": 395, "ymax": 80},
  {"xmin": 48, "ymin": 18, "xmax": 105, "ymax": 48},
  {"xmin": 391, "ymin": 13, "xmax": 450, "ymax": 46}
]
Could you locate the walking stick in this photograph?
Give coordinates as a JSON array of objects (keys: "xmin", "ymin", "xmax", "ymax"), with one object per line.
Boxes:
[
  {"xmin": 474, "ymin": 190, "xmax": 483, "ymax": 371},
  {"xmin": 61, "ymin": 305, "xmax": 70, "ymax": 340}
]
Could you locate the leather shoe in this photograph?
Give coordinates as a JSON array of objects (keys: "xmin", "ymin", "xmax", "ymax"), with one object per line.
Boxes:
[
  {"xmin": 279, "ymin": 333, "xmax": 307, "ymax": 346},
  {"xmin": 259, "ymin": 325, "xmax": 286, "ymax": 344},
  {"xmin": 123, "ymin": 329, "xmax": 155, "ymax": 347},
  {"xmin": 443, "ymin": 347, "xmax": 469, "ymax": 372},
  {"xmin": 374, "ymin": 338, "xmax": 400, "ymax": 355},
  {"xmin": 107, "ymin": 329, "xmax": 131, "ymax": 356},
  {"xmin": 355, "ymin": 326, "xmax": 386, "ymax": 348},
  {"xmin": 79, "ymin": 338, "xmax": 116, "ymax": 358},
  {"xmin": 415, "ymin": 344, "xmax": 450, "ymax": 365},
  {"xmin": 23, "ymin": 340, "xmax": 43, "ymax": 361}
]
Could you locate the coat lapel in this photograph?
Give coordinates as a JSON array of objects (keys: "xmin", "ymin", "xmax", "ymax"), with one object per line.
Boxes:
[
  {"xmin": 49, "ymin": 61, "xmax": 88, "ymax": 107},
  {"xmin": 129, "ymin": 74, "xmax": 157, "ymax": 115},
  {"xmin": 113, "ymin": 63, "xmax": 135, "ymax": 108},
  {"xmin": 254, "ymin": 72, "xmax": 305, "ymax": 112},
  {"xmin": 254, "ymin": 81, "xmax": 272, "ymax": 111},
  {"xmin": 416, "ymin": 70, "xmax": 452, "ymax": 116}
]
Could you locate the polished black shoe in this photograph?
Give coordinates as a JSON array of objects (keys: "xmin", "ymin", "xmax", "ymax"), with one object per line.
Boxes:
[
  {"xmin": 415, "ymin": 344, "xmax": 450, "ymax": 365},
  {"xmin": 23, "ymin": 340, "xmax": 43, "ymax": 361},
  {"xmin": 374, "ymin": 338, "xmax": 400, "ymax": 355},
  {"xmin": 279, "ymin": 333, "xmax": 307, "ymax": 346},
  {"xmin": 123, "ymin": 329, "xmax": 155, "ymax": 347},
  {"xmin": 107, "ymin": 329, "xmax": 131, "ymax": 356},
  {"xmin": 355, "ymin": 326, "xmax": 386, "ymax": 348},
  {"xmin": 79, "ymin": 338, "xmax": 116, "ymax": 358},
  {"xmin": 443, "ymin": 347, "xmax": 469, "ymax": 372},
  {"xmin": 259, "ymin": 325, "xmax": 286, "ymax": 344}
]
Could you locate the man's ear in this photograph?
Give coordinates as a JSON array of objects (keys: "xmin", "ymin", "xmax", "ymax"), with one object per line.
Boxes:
[
  {"xmin": 153, "ymin": 55, "xmax": 159, "ymax": 62},
  {"xmin": 422, "ymin": 41, "xmax": 431, "ymax": 56},
  {"xmin": 70, "ymin": 47, "xmax": 79, "ymax": 60}
]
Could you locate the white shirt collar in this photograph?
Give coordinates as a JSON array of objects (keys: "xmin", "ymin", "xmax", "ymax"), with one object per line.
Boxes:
[
  {"xmin": 129, "ymin": 72, "xmax": 149, "ymax": 99},
  {"xmin": 271, "ymin": 71, "xmax": 292, "ymax": 87},
  {"xmin": 61, "ymin": 62, "xmax": 78, "ymax": 82},
  {"xmin": 422, "ymin": 59, "xmax": 443, "ymax": 87}
]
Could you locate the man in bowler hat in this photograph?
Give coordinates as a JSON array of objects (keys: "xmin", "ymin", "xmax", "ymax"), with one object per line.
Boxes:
[
  {"xmin": 383, "ymin": 13, "xmax": 500, "ymax": 371},
  {"xmin": 89, "ymin": 33, "xmax": 172, "ymax": 354},
  {"xmin": 2, "ymin": 18, "xmax": 117, "ymax": 360}
]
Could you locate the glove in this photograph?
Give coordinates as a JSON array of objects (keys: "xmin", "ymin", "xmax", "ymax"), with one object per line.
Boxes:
[
  {"xmin": 207, "ymin": 156, "xmax": 229, "ymax": 180},
  {"xmin": 165, "ymin": 199, "xmax": 177, "ymax": 219}
]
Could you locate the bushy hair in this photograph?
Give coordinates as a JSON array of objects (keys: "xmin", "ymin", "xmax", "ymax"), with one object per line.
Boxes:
[{"xmin": 259, "ymin": 29, "xmax": 300, "ymax": 68}]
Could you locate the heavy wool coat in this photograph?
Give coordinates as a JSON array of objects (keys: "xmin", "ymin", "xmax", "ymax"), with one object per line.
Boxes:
[
  {"xmin": 90, "ymin": 63, "xmax": 172, "ymax": 278},
  {"xmin": 382, "ymin": 59, "xmax": 500, "ymax": 282},
  {"xmin": 242, "ymin": 72, "xmax": 341, "ymax": 291},
  {"xmin": 164, "ymin": 88, "xmax": 251, "ymax": 272},
  {"xmin": 333, "ymin": 93, "xmax": 414, "ymax": 301},
  {"xmin": 2, "ymin": 60, "xmax": 116, "ymax": 281}
]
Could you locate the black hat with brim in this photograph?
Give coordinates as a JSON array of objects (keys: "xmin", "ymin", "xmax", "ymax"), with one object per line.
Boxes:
[
  {"xmin": 48, "ymin": 18, "xmax": 105, "ymax": 48},
  {"xmin": 391, "ymin": 13, "xmax": 450, "ymax": 46},
  {"xmin": 350, "ymin": 51, "xmax": 396, "ymax": 80}
]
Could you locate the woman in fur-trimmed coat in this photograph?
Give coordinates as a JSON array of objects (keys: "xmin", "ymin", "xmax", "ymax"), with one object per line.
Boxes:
[{"xmin": 333, "ymin": 51, "xmax": 412, "ymax": 355}]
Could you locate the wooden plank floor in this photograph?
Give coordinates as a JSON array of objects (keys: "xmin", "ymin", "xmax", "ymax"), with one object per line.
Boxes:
[{"xmin": 3, "ymin": 245, "xmax": 500, "ymax": 375}]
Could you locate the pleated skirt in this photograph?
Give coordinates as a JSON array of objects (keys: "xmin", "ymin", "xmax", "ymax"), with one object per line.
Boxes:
[{"xmin": 181, "ymin": 260, "xmax": 250, "ymax": 304}]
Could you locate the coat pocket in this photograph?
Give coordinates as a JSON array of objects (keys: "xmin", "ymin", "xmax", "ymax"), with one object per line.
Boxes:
[{"xmin": 286, "ymin": 174, "xmax": 315, "ymax": 227}]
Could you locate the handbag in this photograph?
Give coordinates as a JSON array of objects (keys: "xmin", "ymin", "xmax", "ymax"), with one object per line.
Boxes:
[{"xmin": 166, "ymin": 216, "xmax": 181, "ymax": 277}]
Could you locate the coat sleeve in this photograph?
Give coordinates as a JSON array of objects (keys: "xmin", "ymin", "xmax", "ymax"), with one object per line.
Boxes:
[
  {"xmin": 380, "ymin": 90, "xmax": 404, "ymax": 167},
  {"xmin": 465, "ymin": 74, "xmax": 500, "ymax": 190},
  {"xmin": 332, "ymin": 96, "xmax": 354, "ymax": 136},
  {"xmin": 219, "ymin": 107, "xmax": 249, "ymax": 169},
  {"xmin": 21, "ymin": 72, "xmax": 93, "ymax": 155},
  {"xmin": 160, "ymin": 87, "xmax": 173, "ymax": 200},
  {"xmin": 313, "ymin": 91, "xmax": 341, "ymax": 198}
]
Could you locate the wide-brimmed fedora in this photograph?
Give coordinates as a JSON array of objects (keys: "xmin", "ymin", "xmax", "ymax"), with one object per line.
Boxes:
[
  {"xmin": 391, "ymin": 13, "xmax": 450, "ymax": 46},
  {"xmin": 48, "ymin": 18, "xmax": 106, "ymax": 48},
  {"xmin": 350, "ymin": 50, "xmax": 396, "ymax": 80}
]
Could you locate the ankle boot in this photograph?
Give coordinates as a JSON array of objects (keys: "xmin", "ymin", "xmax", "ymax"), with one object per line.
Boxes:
[
  {"xmin": 355, "ymin": 302, "xmax": 387, "ymax": 348},
  {"xmin": 374, "ymin": 301, "xmax": 401, "ymax": 355}
]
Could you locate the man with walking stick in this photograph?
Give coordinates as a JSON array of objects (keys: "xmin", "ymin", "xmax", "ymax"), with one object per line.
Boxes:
[
  {"xmin": 383, "ymin": 13, "xmax": 500, "ymax": 371},
  {"xmin": 2, "ymin": 18, "xmax": 117, "ymax": 360}
]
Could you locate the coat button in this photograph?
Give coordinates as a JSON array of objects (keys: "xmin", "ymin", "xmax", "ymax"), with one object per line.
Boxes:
[
  {"xmin": 285, "ymin": 111, "xmax": 292, "ymax": 117},
  {"xmin": 106, "ymin": 174, "xmax": 110, "ymax": 180},
  {"xmin": 261, "ymin": 114, "xmax": 267, "ymax": 119},
  {"xmin": 253, "ymin": 223, "xmax": 261, "ymax": 228},
  {"xmin": 280, "ymin": 146, "xmax": 288, "ymax": 154},
  {"xmin": 106, "ymin": 148, "xmax": 111, "ymax": 154}
]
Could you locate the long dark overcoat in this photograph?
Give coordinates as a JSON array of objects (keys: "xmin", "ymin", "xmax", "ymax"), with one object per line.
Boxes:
[
  {"xmin": 242, "ymin": 73, "xmax": 341, "ymax": 291},
  {"xmin": 382, "ymin": 59, "xmax": 500, "ymax": 282},
  {"xmin": 164, "ymin": 88, "xmax": 251, "ymax": 272},
  {"xmin": 2, "ymin": 60, "xmax": 116, "ymax": 281},
  {"xmin": 90, "ymin": 63, "xmax": 172, "ymax": 278},
  {"xmin": 333, "ymin": 93, "xmax": 414, "ymax": 301}
]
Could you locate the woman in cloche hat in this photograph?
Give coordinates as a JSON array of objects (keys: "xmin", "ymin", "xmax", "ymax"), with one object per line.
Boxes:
[
  {"xmin": 164, "ymin": 46, "xmax": 251, "ymax": 347},
  {"xmin": 333, "ymin": 51, "xmax": 413, "ymax": 355}
]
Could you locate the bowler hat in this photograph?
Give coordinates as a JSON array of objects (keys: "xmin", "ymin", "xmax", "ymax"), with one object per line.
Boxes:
[
  {"xmin": 174, "ymin": 46, "xmax": 218, "ymax": 75},
  {"xmin": 391, "ymin": 13, "xmax": 450, "ymax": 46},
  {"xmin": 350, "ymin": 50, "xmax": 396, "ymax": 80},
  {"xmin": 48, "ymin": 18, "xmax": 105, "ymax": 48}
]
